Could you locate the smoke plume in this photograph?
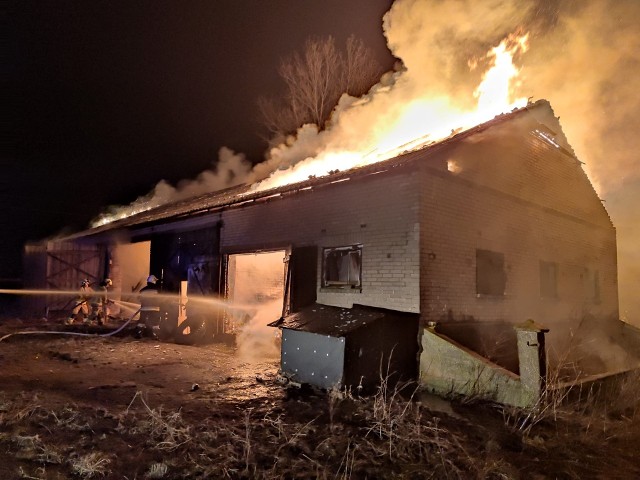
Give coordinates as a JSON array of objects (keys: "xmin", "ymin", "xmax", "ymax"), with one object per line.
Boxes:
[{"xmin": 92, "ymin": 147, "xmax": 253, "ymax": 226}]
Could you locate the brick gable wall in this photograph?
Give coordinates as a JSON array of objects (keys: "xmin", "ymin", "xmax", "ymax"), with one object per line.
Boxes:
[{"xmin": 419, "ymin": 119, "xmax": 618, "ymax": 342}]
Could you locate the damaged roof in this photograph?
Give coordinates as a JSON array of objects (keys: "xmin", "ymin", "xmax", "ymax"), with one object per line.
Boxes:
[
  {"xmin": 269, "ymin": 303, "xmax": 418, "ymax": 336},
  {"xmin": 64, "ymin": 99, "xmax": 571, "ymax": 240}
]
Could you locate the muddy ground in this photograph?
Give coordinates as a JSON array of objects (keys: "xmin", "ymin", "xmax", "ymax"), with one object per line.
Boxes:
[{"xmin": 1, "ymin": 316, "xmax": 639, "ymax": 479}]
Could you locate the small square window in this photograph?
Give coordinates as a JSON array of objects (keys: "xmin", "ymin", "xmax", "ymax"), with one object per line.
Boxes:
[
  {"xmin": 540, "ymin": 261, "xmax": 558, "ymax": 298},
  {"xmin": 476, "ymin": 249, "xmax": 506, "ymax": 296},
  {"xmin": 322, "ymin": 245, "xmax": 362, "ymax": 289}
]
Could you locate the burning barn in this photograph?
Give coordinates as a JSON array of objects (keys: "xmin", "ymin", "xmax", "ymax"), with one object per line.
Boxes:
[{"xmin": 23, "ymin": 100, "xmax": 636, "ymax": 406}]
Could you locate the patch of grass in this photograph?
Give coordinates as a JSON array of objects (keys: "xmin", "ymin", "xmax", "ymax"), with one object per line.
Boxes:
[
  {"xmin": 146, "ymin": 462, "xmax": 169, "ymax": 478},
  {"xmin": 50, "ymin": 405, "xmax": 92, "ymax": 432},
  {"xmin": 501, "ymin": 357, "xmax": 640, "ymax": 469},
  {"xmin": 69, "ymin": 452, "xmax": 111, "ymax": 478},
  {"xmin": 1, "ymin": 366, "xmax": 637, "ymax": 479},
  {"xmin": 35, "ymin": 443, "xmax": 64, "ymax": 465},
  {"xmin": 13, "ymin": 433, "xmax": 41, "ymax": 450},
  {"xmin": 10, "ymin": 394, "xmax": 49, "ymax": 424},
  {"xmin": 125, "ymin": 391, "xmax": 191, "ymax": 451},
  {"xmin": 16, "ymin": 465, "xmax": 47, "ymax": 480}
]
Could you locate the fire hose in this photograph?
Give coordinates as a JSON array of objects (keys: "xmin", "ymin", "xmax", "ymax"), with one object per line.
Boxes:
[{"xmin": 0, "ymin": 308, "xmax": 142, "ymax": 343}]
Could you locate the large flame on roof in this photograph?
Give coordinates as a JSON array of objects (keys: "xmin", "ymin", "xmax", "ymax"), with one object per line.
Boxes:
[{"xmin": 254, "ymin": 33, "xmax": 528, "ymax": 192}]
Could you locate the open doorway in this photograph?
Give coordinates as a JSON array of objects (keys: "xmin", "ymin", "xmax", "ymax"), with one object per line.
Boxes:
[
  {"xmin": 113, "ymin": 241, "xmax": 151, "ymax": 318},
  {"xmin": 226, "ymin": 250, "xmax": 288, "ymax": 360}
]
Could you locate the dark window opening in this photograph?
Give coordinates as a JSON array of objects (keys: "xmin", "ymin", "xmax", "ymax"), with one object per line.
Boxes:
[
  {"xmin": 540, "ymin": 261, "xmax": 558, "ymax": 298},
  {"xmin": 322, "ymin": 245, "xmax": 362, "ymax": 289},
  {"xmin": 476, "ymin": 249, "xmax": 506, "ymax": 296}
]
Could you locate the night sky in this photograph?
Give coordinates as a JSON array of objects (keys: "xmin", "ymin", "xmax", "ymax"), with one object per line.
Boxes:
[{"xmin": 2, "ymin": 1, "xmax": 396, "ymax": 280}]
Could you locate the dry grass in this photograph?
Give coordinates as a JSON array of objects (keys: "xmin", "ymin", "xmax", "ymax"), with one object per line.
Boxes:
[
  {"xmin": 1, "ymin": 373, "xmax": 638, "ymax": 479},
  {"xmin": 502, "ymin": 357, "xmax": 640, "ymax": 439},
  {"xmin": 124, "ymin": 391, "xmax": 192, "ymax": 451},
  {"xmin": 69, "ymin": 452, "xmax": 111, "ymax": 478},
  {"xmin": 146, "ymin": 462, "xmax": 169, "ymax": 478}
]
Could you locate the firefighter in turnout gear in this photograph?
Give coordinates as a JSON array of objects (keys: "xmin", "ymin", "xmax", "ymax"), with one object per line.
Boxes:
[
  {"xmin": 66, "ymin": 279, "xmax": 92, "ymax": 325},
  {"xmin": 90, "ymin": 278, "xmax": 113, "ymax": 325},
  {"xmin": 137, "ymin": 275, "xmax": 162, "ymax": 339}
]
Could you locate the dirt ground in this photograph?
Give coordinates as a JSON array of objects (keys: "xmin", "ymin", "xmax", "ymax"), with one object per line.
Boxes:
[{"xmin": 1, "ymin": 316, "xmax": 639, "ymax": 479}]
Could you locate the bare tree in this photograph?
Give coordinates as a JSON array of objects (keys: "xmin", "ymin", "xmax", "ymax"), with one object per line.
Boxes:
[
  {"xmin": 344, "ymin": 35, "xmax": 384, "ymax": 97},
  {"xmin": 259, "ymin": 35, "xmax": 384, "ymax": 138}
]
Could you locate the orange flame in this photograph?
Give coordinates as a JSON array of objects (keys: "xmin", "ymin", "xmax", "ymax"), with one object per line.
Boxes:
[{"xmin": 254, "ymin": 33, "xmax": 529, "ymax": 192}]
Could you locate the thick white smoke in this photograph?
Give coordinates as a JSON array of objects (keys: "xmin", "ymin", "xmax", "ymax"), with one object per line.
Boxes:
[{"xmin": 92, "ymin": 147, "xmax": 253, "ymax": 226}]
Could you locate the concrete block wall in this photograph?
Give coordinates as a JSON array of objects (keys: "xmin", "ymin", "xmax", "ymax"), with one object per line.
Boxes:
[
  {"xmin": 220, "ymin": 168, "xmax": 421, "ymax": 313},
  {"xmin": 420, "ymin": 327, "xmax": 536, "ymax": 407},
  {"xmin": 418, "ymin": 119, "xmax": 619, "ymax": 355}
]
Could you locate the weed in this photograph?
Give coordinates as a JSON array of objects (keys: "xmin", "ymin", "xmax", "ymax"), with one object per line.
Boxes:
[
  {"xmin": 126, "ymin": 391, "xmax": 191, "ymax": 451},
  {"xmin": 36, "ymin": 443, "xmax": 64, "ymax": 465},
  {"xmin": 17, "ymin": 466, "xmax": 46, "ymax": 480},
  {"xmin": 0, "ymin": 393, "xmax": 11, "ymax": 412},
  {"xmin": 146, "ymin": 462, "xmax": 169, "ymax": 478},
  {"xmin": 11, "ymin": 395, "xmax": 49, "ymax": 424},
  {"xmin": 335, "ymin": 439, "xmax": 356, "ymax": 480},
  {"xmin": 13, "ymin": 433, "xmax": 41, "ymax": 449},
  {"xmin": 69, "ymin": 452, "xmax": 111, "ymax": 478},
  {"xmin": 49, "ymin": 405, "xmax": 93, "ymax": 432},
  {"xmin": 243, "ymin": 407, "xmax": 253, "ymax": 472}
]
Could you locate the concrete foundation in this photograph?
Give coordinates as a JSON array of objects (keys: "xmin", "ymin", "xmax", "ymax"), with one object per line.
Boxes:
[{"xmin": 419, "ymin": 320, "xmax": 549, "ymax": 408}]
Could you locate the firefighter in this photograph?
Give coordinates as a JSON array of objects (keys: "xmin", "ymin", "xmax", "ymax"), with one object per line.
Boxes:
[
  {"xmin": 66, "ymin": 279, "xmax": 92, "ymax": 325},
  {"xmin": 91, "ymin": 278, "xmax": 113, "ymax": 325},
  {"xmin": 137, "ymin": 275, "xmax": 162, "ymax": 339}
]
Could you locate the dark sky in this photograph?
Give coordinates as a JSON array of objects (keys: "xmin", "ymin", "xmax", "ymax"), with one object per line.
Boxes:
[{"xmin": 2, "ymin": 0, "xmax": 395, "ymax": 279}]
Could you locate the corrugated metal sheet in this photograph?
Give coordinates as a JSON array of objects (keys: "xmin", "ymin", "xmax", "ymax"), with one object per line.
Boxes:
[{"xmin": 269, "ymin": 303, "xmax": 391, "ymax": 336}]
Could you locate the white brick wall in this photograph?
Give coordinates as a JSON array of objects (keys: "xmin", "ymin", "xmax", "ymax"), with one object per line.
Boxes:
[{"xmin": 220, "ymin": 169, "xmax": 421, "ymax": 313}]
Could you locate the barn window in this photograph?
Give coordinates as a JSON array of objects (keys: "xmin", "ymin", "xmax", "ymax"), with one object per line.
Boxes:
[
  {"xmin": 539, "ymin": 261, "xmax": 558, "ymax": 298},
  {"xmin": 476, "ymin": 249, "xmax": 506, "ymax": 296},
  {"xmin": 322, "ymin": 245, "xmax": 362, "ymax": 289}
]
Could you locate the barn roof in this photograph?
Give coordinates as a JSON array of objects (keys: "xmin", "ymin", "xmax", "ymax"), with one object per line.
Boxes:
[{"xmin": 63, "ymin": 99, "xmax": 572, "ymax": 240}]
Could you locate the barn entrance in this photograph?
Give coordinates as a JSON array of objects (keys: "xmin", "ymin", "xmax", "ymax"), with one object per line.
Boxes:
[{"xmin": 226, "ymin": 250, "xmax": 288, "ymax": 360}]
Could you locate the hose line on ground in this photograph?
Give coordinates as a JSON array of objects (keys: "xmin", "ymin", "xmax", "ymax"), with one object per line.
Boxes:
[{"xmin": 0, "ymin": 308, "xmax": 142, "ymax": 343}]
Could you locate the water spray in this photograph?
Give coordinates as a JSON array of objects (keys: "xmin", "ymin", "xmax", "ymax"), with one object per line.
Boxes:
[
  {"xmin": 0, "ymin": 285, "xmax": 268, "ymax": 348},
  {"xmin": 0, "ymin": 288, "xmax": 91, "ymax": 297}
]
